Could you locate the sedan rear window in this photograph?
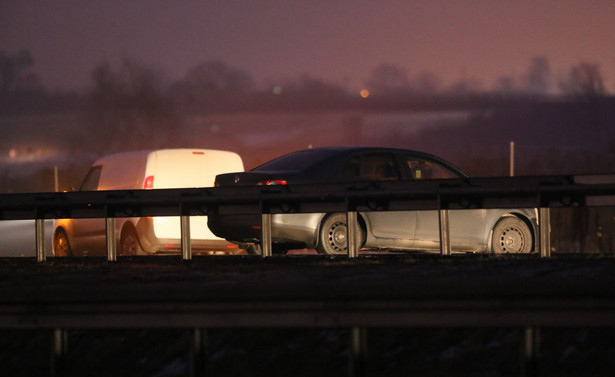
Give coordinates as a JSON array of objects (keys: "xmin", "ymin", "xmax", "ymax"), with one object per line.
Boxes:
[{"xmin": 253, "ymin": 150, "xmax": 335, "ymax": 171}]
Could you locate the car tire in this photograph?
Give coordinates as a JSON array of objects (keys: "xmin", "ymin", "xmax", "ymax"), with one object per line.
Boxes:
[
  {"xmin": 120, "ymin": 226, "xmax": 142, "ymax": 256},
  {"xmin": 242, "ymin": 243, "xmax": 262, "ymax": 256},
  {"xmin": 53, "ymin": 229, "xmax": 72, "ymax": 257},
  {"xmin": 491, "ymin": 216, "xmax": 533, "ymax": 254},
  {"xmin": 316, "ymin": 213, "xmax": 364, "ymax": 255}
]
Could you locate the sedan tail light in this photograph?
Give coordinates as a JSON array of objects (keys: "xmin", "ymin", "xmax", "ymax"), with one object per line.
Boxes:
[{"xmin": 256, "ymin": 180, "xmax": 287, "ymax": 186}]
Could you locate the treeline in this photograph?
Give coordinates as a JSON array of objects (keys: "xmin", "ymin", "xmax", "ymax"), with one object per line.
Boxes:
[{"xmin": 1, "ymin": 50, "xmax": 613, "ymax": 116}]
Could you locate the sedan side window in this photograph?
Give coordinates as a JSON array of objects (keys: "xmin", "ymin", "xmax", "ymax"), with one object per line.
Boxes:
[
  {"xmin": 407, "ymin": 159, "xmax": 460, "ymax": 179},
  {"xmin": 79, "ymin": 166, "xmax": 102, "ymax": 191},
  {"xmin": 342, "ymin": 154, "xmax": 399, "ymax": 181}
]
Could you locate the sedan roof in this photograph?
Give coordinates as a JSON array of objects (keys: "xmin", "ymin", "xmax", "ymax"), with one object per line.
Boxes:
[{"xmin": 253, "ymin": 146, "xmax": 468, "ymax": 177}]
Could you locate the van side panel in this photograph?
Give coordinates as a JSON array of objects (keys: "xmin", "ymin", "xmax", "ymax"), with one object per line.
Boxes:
[{"xmin": 56, "ymin": 148, "xmax": 245, "ymax": 255}]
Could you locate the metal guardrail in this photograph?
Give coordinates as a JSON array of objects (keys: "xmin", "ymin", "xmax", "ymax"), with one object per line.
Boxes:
[
  {"xmin": 2, "ymin": 174, "xmax": 615, "ymax": 377},
  {"xmin": 2, "ymin": 174, "xmax": 615, "ymax": 261}
]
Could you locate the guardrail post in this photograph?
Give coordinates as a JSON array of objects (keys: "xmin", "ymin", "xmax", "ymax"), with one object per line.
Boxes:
[
  {"xmin": 50, "ymin": 328, "xmax": 67, "ymax": 377},
  {"xmin": 106, "ymin": 217, "xmax": 117, "ymax": 262},
  {"xmin": 539, "ymin": 208, "xmax": 551, "ymax": 258},
  {"xmin": 189, "ymin": 328, "xmax": 208, "ymax": 377},
  {"xmin": 439, "ymin": 209, "xmax": 452, "ymax": 255},
  {"xmin": 347, "ymin": 211, "xmax": 359, "ymax": 258},
  {"xmin": 349, "ymin": 327, "xmax": 367, "ymax": 377},
  {"xmin": 36, "ymin": 218, "xmax": 46, "ymax": 262},
  {"xmin": 522, "ymin": 326, "xmax": 540, "ymax": 377},
  {"xmin": 261, "ymin": 213, "xmax": 273, "ymax": 257},
  {"xmin": 181, "ymin": 215, "xmax": 192, "ymax": 260}
]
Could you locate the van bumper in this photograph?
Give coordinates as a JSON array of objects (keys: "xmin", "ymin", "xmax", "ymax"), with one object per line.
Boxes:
[{"xmin": 136, "ymin": 217, "xmax": 241, "ymax": 254}]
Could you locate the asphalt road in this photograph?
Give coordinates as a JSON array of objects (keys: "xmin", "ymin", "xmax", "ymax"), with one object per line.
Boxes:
[
  {"xmin": 0, "ymin": 220, "xmax": 53, "ymax": 257},
  {"xmin": 1, "ymin": 255, "xmax": 615, "ymax": 377}
]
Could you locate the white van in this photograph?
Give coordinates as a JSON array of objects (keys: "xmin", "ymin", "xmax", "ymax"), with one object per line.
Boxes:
[{"xmin": 53, "ymin": 149, "xmax": 244, "ymax": 256}]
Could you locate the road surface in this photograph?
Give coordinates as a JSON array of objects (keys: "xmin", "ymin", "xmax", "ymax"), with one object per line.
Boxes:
[{"xmin": 0, "ymin": 220, "xmax": 53, "ymax": 257}]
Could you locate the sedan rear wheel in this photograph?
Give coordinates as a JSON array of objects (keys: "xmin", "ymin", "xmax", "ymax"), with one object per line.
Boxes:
[
  {"xmin": 316, "ymin": 213, "xmax": 364, "ymax": 255},
  {"xmin": 120, "ymin": 226, "xmax": 142, "ymax": 256},
  {"xmin": 491, "ymin": 217, "xmax": 533, "ymax": 254}
]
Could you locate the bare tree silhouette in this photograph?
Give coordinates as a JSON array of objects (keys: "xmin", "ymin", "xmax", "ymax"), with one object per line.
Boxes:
[
  {"xmin": 560, "ymin": 62, "xmax": 607, "ymax": 99},
  {"xmin": 0, "ymin": 49, "xmax": 42, "ymax": 93},
  {"xmin": 523, "ymin": 56, "xmax": 551, "ymax": 95},
  {"xmin": 86, "ymin": 59, "xmax": 180, "ymax": 153}
]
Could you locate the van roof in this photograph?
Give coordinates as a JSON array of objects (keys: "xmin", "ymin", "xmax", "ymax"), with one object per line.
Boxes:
[{"xmin": 93, "ymin": 148, "xmax": 239, "ymax": 165}]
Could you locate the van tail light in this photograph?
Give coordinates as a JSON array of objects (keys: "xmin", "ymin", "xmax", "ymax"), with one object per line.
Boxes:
[
  {"xmin": 256, "ymin": 180, "xmax": 287, "ymax": 186},
  {"xmin": 143, "ymin": 175, "xmax": 154, "ymax": 189}
]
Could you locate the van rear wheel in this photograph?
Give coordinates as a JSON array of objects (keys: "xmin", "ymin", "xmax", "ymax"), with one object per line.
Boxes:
[
  {"xmin": 120, "ymin": 226, "xmax": 142, "ymax": 256},
  {"xmin": 53, "ymin": 229, "xmax": 72, "ymax": 257}
]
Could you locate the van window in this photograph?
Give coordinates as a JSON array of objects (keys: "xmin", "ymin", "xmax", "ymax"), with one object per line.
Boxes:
[{"xmin": 80, "ymin": 166, "xmax": 102, "ymax": 191}]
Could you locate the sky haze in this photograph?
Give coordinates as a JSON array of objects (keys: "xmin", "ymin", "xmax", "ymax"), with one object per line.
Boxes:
[{"xmin": 2, "ymin": 0, "xmax": 614, "ymax": 92}]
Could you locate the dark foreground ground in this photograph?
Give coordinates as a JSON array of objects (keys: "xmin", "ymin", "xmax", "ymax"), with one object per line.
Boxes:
[{"xmin": 1, "ymin": 254, "xmax": 614, "ymax": 377}]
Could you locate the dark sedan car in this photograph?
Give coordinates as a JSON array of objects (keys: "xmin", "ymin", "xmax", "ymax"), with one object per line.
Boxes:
[{"xmin": 208, "ymin": 146, "xmax": 537, "ymax": 255}]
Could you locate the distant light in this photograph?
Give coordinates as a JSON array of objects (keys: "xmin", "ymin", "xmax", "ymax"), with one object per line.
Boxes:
[
  {"xmin": 273, "ymin": 86, "xmax": 282, "ymax": 95},
  {"xmin": 360, "ymin": 89, "xmax": 370, "ymax": 98}
]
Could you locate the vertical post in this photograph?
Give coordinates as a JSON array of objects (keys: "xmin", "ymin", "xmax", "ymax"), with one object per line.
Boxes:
[
  {"xmin": 36, "ymin": 218, "xmax": 46, "ymax": 262},
  {"xmin": 347, "ymin": 211, "xmax": 359, "ymax": 258},
  {"xmin": 521, "ymin": 326, "xmax": 540, "ymax": 377},
  {"xmin": 181, "ymin": 215, "xmax": 192, "ymax": 260},
  {"xmin": 106, "ymin": 217, "xmax": 117, "ymax": 262},
  {"xmin": 348, "ymin": 327, "xmax": 367, "ymax": 377},
  {"xmin": 510, "ymin": 141, "xmax": 515, "ymax": 177},
  {"xmin": 539, "ymin": 208, "xmax": 551, "ymax": 258},
  {"xmin": 50, "ymin": 328, "xmax": 67, "ymax": 377},
  {"xmin": 54, "ymin": 166, "xmax": 59, "ymax": 192},
  {"xmin": 439, "ymin": 209, "xmax": 452, "ymax": 255},
  {"xmin": 261, "ymin": 213, "xmax": 273, "ymax": 257},
  {"xmin": 189, "ymin": 328, "xmax": 208, "ymax": 377}
]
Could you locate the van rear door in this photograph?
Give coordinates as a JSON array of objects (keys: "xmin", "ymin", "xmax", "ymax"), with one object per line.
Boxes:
[{"xmin": 150, "ymin": 149, "xmax": 244, "ymax": 241}]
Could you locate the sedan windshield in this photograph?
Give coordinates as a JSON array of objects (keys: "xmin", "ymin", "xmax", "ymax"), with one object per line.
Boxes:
[{"xmin": 252, "ymin": 150, "xmax": 336, "ymax": 171}]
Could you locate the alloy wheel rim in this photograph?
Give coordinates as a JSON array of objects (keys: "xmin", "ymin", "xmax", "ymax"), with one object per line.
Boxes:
[
  {"xmin": 499, "ymin": 226, "xmax": 525, "ymax": 252},
  {"xmin": 328, "ymin": 222, "xmax": 347, "ymax": 251}
]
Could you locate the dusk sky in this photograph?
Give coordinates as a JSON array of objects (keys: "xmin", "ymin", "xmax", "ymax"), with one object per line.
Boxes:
[{"xmin": 2, "ymin": 0, "xmax": 615, "ymax": 93}]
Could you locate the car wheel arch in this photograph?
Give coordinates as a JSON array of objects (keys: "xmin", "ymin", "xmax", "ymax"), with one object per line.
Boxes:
[{"xmin": 119, "ymin": 222, "xmax": 143, "ymax": 255}]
